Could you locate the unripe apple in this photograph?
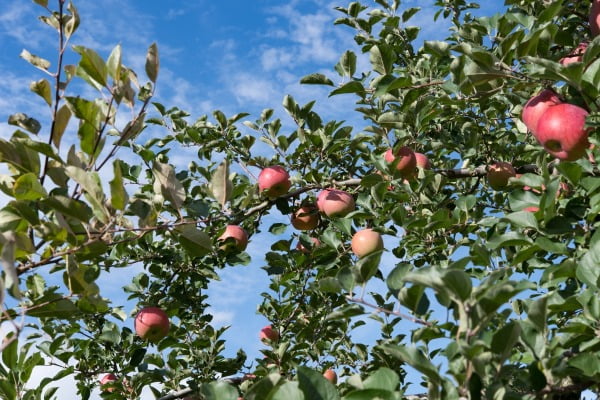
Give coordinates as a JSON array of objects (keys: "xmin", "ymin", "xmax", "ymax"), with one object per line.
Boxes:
[
  {"xmin": 591, "ymin": 0, "xmax": 600, "ymax": 37},
  {"xmin": 259, "ymin": 325, "xmax": 279, "ymax": 342},
  {"xmin": 134, "ymin": 307, "xmax": 170, "ymax": 343},
  {"xmin": 384, "ymin": 146, "xmax": 417, "ymax": 178},
  {"xmin": 323, "ymin": 369, "xmax": 338, "ymax": 384},
  {"xmin": 521, "ymin": 89, "xmax": 562, "ymax": 134},
  {"xmin": 559, "ymin": 42, "xmax": 588, "ymax": 66},
  {"xmin": 351, "ymin": 228, "xmax": 384, "ymax": 258},
  {"xmin": 218, "ymin": 225, "xmax": 249, "ymax": 251},
  {"xmin": 296, "ymin": 237, "xmax": 321, "ymax": 253},
  {"xmin": 100, "ymin": 373, "xmax": 118, "ymax": 392},
  {"xmin": 487, "ymin": 162, "xmax": 516, "ymax": 190},
  {"xmin": 291, "ymin": 205, "xmax": 319, "ymax": 230},
  {"xmin": 258, "ymin": 166, "xmax": 291, "ymax": 197},
  {"xmin": 317, "ymin": 189, "xmax": 355, "ymax": 218},
  {"xmin": 535, "ymin": 103, "xmax": 589, "ymax": 161}
]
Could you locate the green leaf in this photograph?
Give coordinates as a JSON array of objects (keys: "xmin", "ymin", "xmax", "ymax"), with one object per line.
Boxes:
[
  {"xmin": 370, "ymin": 43, "xmax": 394, "ymax": 75},
  {"xmin": 33, "ymin": 0, "xmax": 48, "ymax": 6},
  {"xmin": 491, "ymin": 321, "xmax": 521, "ymax": 362},
  {"xmin": 65, "ymin": 166, "xmax": 109, "ymax": 222},
  {"xmin": 0, "ymin": 232, "xmax": 20, "ymax": 300},
  {"xmin": 245, "ymin": 373, "xmax": 282, "ymax": 400},
  {"xmin": 107, "ymin": 44, "xmax": 122, "ymax": 81},
  {"xmin": 297, "ymin": 366, "xmax": 340, "ymax": 400},
  {"xmin": 568, "ymin": 353, "xmax": 600, "ymax": 377},
  {"xmin": 577, "ymin": 240, "xmax": 600, "ymax": 289},
  {"xmin": 73, "ymin": 45, "xmax": 108, "ymax": 88},
  {"xmin": 13, "ymin": 173, "xmax": 47, "ymax": 201},
  {"xmin": 424, "ymin": 40, "xmax": 450, "ymax": 57},
  {"xmin": 442, "ymin": 270, "xmax": 472, "ymax": 302},
  {"xmin": 145, "ymin": 42, "xmax": 159, "ymax": 83},
  {"xmin": 363, "ymin": 367, "xmax": 399, "ymax": 391},
  {"xmin": 339, "ymin": 50, "xmax": 357, "ymax": 77},
  {"xmin": 329, "ymin": 81, "xmax": 365, "ymax": 97},
  {"xmin": 110, "ymin": 159, "xmax": 128, "ymax": 210},
  {"xmin": 30, "ymin": 79, "xmax": 52, "ymax": 106},
  {"xmin": 272, "ymin": 381, "xmax": 305, "ymax": 400},
  {"xmin": 502, "ymin": 211, "xmax": 539, "ymax": 230},
  {"xmin": 343, "ymin": 389, "xmax": 395, "ymax": 400},
  {"xmin": 379, "ymin": 344, "xmax": 440, "ymax": 383},
  {"xmin": 153, "ymin": 162, "xmax": 185, "ymax": 212},
  {"xmin": 486, "ymin": 231, "xmax": 532, "ymax": 250},
  {"xmin": 52, "ymin": 104, "xmax": 72, "ymax": 148},
  {"xmin": 20, "ymin": 49, "xmax": 50, "ymax": 71},
  {"xmin": 209, "ymin": 159, "xmax": 233, "ymax": 207},
  {"xmin": 65, "ymin": 1, "xmax": 80, "ymax": 38},
  {"xmin": 8, "ymin": 113, "xmax": 41, "ymax": 134},
  {"xmin": 1, "ymin": 334, "xmax": 17, "ymax": 369},
  {"xmin": 175, "ymin": 225, "xmax": 213, "ymax": 256}
]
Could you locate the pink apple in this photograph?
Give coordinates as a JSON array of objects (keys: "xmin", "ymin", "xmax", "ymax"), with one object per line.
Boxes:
[
  {"xmin": 134, "ymin": 307, "xmax": 170, "ymax": 343},
  {"xmin": 487, "ymin": 162, "xmax": 516, "ymax": 190},
  {"xmin": 218, "ymin": 225, "xmax": 249, "ymax": 251},
  {"xmin": 323, "ymin": 369, "xmax": 338, "ymax": 384},
  {"xmin": 259, "ymin": 325, "xmax": 279, "ymax": 342},
  {"xmin": 258, "ymin": 166, "xmax": 291, "ymax": 197},
  {"xmin": 316, "ymin": 189, "xmax": 355, "ymax": 218},
  {"xmin": 535, "ymin": 103, "xmax": 590, "ymax": 161},
  {"xmin": 524, "ymin": 206, "xmax": 540, "ymax": 212},
  {"xmin": 351, "ymin": 229, "xmax": 384, "ymax": 258},
  {"xmin": 100, "ymin": 373, "xmax": 118, "ymax": 392},
  {"xmin": 384, "ymin": 146, "xmax": 417, "ymax": 178},
  {"xmin": 291, "ymin": 205, "xmax": 319, "ymax": 230},
  {"xmin": 521, "ymin": 89, "xmax": 562, "ymax": 134},
  {"xmin": 560, "ymin": 42, "xmax": 588, "ymax": 66},
  {"xmin": 414, "ymin": 152, "xmax": 432, "ymax": 169},
  {"xmin": 591, "ymin": 0, "xmax": 600, "ymax": 37}
]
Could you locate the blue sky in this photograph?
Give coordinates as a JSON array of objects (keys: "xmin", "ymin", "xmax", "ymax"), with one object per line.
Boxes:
[{"xmin": 0, "ymin": 1, "xmax": 507, "ymax": 398}]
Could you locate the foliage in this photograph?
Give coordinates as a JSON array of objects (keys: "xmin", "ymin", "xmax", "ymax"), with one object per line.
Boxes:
[{"xmin": 1, "ymin": 0, "xmax": 600, "ymax": 399}]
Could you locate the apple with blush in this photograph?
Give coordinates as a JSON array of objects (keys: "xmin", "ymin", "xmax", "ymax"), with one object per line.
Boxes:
[
  {"xmin": 100, "ymin": 373, "xmax": 118, "ymax": 392},
  {"xmin": 351, "ymin": 228, "xmax": 383, "ymax": 258},
  {"xmin": 384, "ymin": 146, "xmax": 417, "ymax": 178},
  {"xmin": 323, "ymin": 369, "xmax": 338, "ymax": 384},
  {"xmin": 317, "ymin": 189, "xmax": 355, "ymax": 218},
  {"xmin": 134, "ymin": 306, "xmax": 170, "ymax": 343},
  {"xmin": 291, "ymin": 205, "xmax": 319, "ymax": 230},
  {"xmin": 487, "ymin": 162, "xmax": 516, "ymax": 190},
  {"xmin": 258, "ymin": 166, "xmax": 291, "ymax": 198},
  {"xmin": 521, "ymin": 89, "xmax": 562, "ymax": 134},
  {"xmin": 534, "ymin": 103, "xmax": 589, "ymax": 161},
  {"xmin": 560, "ymin": 42, "xmax": 588, "ymax": 66},
  {"xmin": 591, "ymin": 0, "xmax": 600, "ymax": 37},
  {"xmin": 259, "ymin": 325, "xmax": 279, "ymax": 342},
  {"xmin": 218, "ymin": 225, "xmax": 249, "ymax": 251}
]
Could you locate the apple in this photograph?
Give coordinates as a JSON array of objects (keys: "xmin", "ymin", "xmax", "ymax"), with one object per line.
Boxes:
[
  {"xmin": 560, "ymin": 42, "xmax": 588, "ymax": 66},
  {"xmin": 134, "ymin": 306, "xmax": 170, "ymax": 343},
  {"xmin": 296, "ymin": 237, "xmax": 321, "ymax": 253},
  {"xmin": 317, "ymin": 189, "xmax": 355, "ymax": 218},
  {"xmin": 487, "ymin": 162, "xmax": 516, "ymax": 190},
  {"xmin": 351, "ymin": 228, "xmax": 384, "ymax": 258},
  {"xmin": 259, "ymin": 325, "xmax": 279, "ymax": 342},
  {"xmin": 591, "ymin": 0, "xmax": 600, "ymax": 37},
  {"xmin": 535, "ymin": 103, "xmax": 590, "ymax": 161},
  {"xmin": 291, "ymin": 205, "xmax": 319, "ymax": 230},
  {"xmin": 524, "ymin": 206, "xmax": 540, "ymax": 212},
  {"xmin": 521, "ymin": 89, "xmax": 562, "ymax": 134},
  {"xmin": 414, "ymin": 152, "xmax": 432, "ymax": 169},
  {"xmin": 218, "ymin": 225, "xmax": 249, "ymax": 251},
  {"xmin": 384, "ymin": 146, "xmax": 417, "ymax": 178},
  {"xmin": 323, "ymin": 369, "xmax": 338, "ymax": 384},
  {"xmin": 100, "ymin": 373, "xmax": 118, "ymax": 392},
  {"xmin": 258, "ymin": 166, "xmax": 291, "ymax": 197}
]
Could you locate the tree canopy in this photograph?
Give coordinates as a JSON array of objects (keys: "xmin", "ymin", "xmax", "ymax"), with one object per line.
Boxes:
[{"xmin": 2, "ymin": 0, "xmax": 600, "ymax": 399}]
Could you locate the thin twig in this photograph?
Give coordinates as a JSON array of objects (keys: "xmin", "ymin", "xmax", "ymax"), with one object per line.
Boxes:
[{"xmin": 346, "ymin": 296, "xmax": 432, "ymax": 327}]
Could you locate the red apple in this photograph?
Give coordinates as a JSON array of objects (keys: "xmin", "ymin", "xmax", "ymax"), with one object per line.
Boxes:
[
  {"xmin": 258, "ymin": 166, "xmax": 291, "ymax": 197},
  {"xmin": 591, "ymin": 0, "xmax": 600, "ymax": 37},
  {"xmin": 414, "ymin": 152, "xmax": 432, "ymax": 169},
  {"xmin": 291, "ymin": 205, "xmax": 319, "ymax": 230},
  {"xmin": 351, "ymin": 229, "xmax": 384, "ymax": 258},
  {"xmin": 323, "ymin": 369, "xmax": 338, "ymax": 384},
  {"xmin": 218, "ymin": 225, "xmax": 249, "ymax": 251},
  {"xmin": 487, "ymin": 162, "xmax": 516, "ymax": 190},
  {"xmin": 296, "ymin": 237, "xmax": 321, "ymax": 253},
  {"xmin": 521, "ymin": 89, "xmax": 562, "ymax": 134},
  {"xmin": 535, "ymin": 103, "xmax": 590, "ymax": 161},
  {"xmin": 317, "ymin": 189, "xmax": 355, "ymax": 218},
  {"xmin": 134, "ymin": 307, "xmax": 170, "ymax": 343},
  {"xmin": 259, "ymin": 325, "xmax": 279, "ymax": 342},
  {"xmin": 100, "ymin": 373, "xmax": 118, "ymax": 392},
  {"xmin": 384, "ymin": 146, "xmax": 417, "ymax": 178},
  {"xmin": 560, "ymin": 42, "xmax": 588, "ymax": 66}
]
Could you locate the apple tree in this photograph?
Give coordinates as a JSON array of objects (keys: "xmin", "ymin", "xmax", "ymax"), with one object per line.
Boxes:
[{"xmin": 2, "ymin": 0, "xmax": 600, "ymax": 399}]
